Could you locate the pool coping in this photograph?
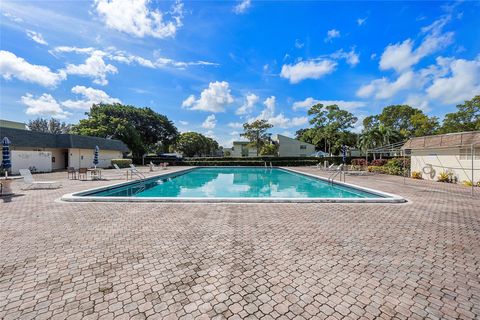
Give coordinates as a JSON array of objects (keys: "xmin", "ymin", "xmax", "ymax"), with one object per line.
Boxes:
[{"xmin": 61, "ymin": 166, "xmax": 407, "ymax": 203}]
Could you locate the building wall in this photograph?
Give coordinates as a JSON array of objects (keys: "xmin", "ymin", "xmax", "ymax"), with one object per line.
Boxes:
[
  {"xmin": 68, "ymin": 148, "xmax": 123, "ymax": 169},
  {"xmin": 410, "ymin": 147, "xmax": 480, "ymax": 183},
  {"xmin": 274, "ymin": 135, "xmax": 315, "ymax": 157},
  {"xmin": 5, "ymin": 147, "xmax": 66, "ymax": 171},
  {"xmin": 10, "ymin": 150, "xmax": 52, "ymax": 174},
  {"xmin": 231, "ymin": 143, "xmax": 256, "ymax": 157}
]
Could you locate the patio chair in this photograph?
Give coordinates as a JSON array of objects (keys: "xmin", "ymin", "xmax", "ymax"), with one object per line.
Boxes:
[
  {"xmin": 161, "ymin": 162, "xmax": 169, "ymax": 170},
  {"xmin": 317, "ymin": 163, "xmax": 335, "ymax": 170},
  {"xmin": 78, "ymin": 168, "xmax": 88, "ymax": 180},
  {"xmin": 102, "ymin": 164, "xmax": 127, "ymax": 180},
  {"xmin": 19, "ymin": 169, "xmax": 61, "ymax": 190},
  {"xmin": 67, "ymin": 167, "xmax": 77, "ymax": 180}
]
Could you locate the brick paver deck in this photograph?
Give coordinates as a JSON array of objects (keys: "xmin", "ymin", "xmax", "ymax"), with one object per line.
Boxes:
[{"xmin": 1, "ymin": 167, "xmax": 479, "ymax": 319}]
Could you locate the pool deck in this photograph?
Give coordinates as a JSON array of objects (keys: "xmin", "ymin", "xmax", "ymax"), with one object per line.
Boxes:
[{"xmin": 1, "ymin": 166, "xmax": 479, "ymax": 319}]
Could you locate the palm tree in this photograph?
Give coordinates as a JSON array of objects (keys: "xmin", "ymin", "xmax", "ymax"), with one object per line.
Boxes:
[{"xmin": 358, "ymin": 128, "xmax": 381, "ymax": 159}]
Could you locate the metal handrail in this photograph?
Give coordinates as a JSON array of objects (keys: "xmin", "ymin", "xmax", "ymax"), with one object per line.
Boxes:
[
  {"xmin": 328, "ymin": 165, "xmax": 344, "ymax": 185},
  {"xmin": 129, "ymin": 169, "xmax": 146, "ymax": 180}
]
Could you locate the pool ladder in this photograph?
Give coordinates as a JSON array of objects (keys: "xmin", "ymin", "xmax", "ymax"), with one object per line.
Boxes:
[
  {"xmin": 264, "ymin": 161, "xmax": 273, "ymax": 169},
  {"xmin": 328, "ymin": 165, "xmax": 345, "ymax": 185}
]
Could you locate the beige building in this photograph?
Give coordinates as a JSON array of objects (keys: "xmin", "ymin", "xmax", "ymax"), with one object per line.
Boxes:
[
  {"xmin": 402, "ymin": 131, "xmax": 480, "ymax": 183},
  {"xmin": 229, "ymin": 134, "xmax": 315, "ymax": 157},
  {"xmin": 1, "ymin": 125, "xmax": 128, "ymax": 174}
]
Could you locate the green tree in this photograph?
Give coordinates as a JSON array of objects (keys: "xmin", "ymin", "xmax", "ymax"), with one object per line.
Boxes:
[
  {"xmin": 260, "ymin": 143, "xmax": 278, "ymax": 156},
  {"xmin": 307, "ymin": 104, "xmax": 357, "ymax": 154},
  {"xmin": 410, "ymin": 113, "xmax": 439, "ymax": 136},
  {"xmin": 28, "ymin": 118, "xmax": 71, "ymax": 134},
  {"xmin": 441, "ymin": 96, "xmax": 480, "ymax": 133},
  {"xmin": 173, "ymin": 132, "xmax": 219, "ymax": 157},
  {"xmin": 71, "ymin": 103, "xmax": 178, "ymax": 158},
  {"xmin": 240, "ymin": 120, "xmax": 273, "ymax": 156}
]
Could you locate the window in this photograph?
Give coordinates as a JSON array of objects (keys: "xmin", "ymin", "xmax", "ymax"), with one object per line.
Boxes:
[
  {"xmin": 300, "ymin": 145, "xmax": 307, "ymax": 150},
  {"xmin": 459, "ymin": 147, "xmax": 480, "ymax": 160}
]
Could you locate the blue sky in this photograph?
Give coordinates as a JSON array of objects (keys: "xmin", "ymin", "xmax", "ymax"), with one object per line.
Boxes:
[{"xmin": 1, "ymin": 0, "xmax": 479, "ymax": 146}]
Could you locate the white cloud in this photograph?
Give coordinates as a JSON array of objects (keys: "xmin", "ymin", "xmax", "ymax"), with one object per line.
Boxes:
[
  {"xmin": 64, "ymin": 50, "xmax": 117, "ymax": 85},
  {"xmin": 280, "ymin": 59, "xmax": 337, "ymax": 84},
  {"xmin": 21, "ymin": 93, "xmax": 70, "ymax": 119},
  {"xmin": 236, "ymin": 93, "xmax": 259, "ymax": 115},
  {"xmin": 295, "ymin": 39, "xmax": 304, "ymax": 49},
  {"xmin": 228, "ymin": 122, "xmax": 244, "ymax": 129},
  {"xmin": 61, "ymin": 86, "xmax": 121, "ymax": 110},
  {"xmin": 331, "ymin": 48, "xmax": 360, "ymax": 66},
  {"xmin": 292, "ymin": 98, "xmax": 367, "ymax": 111},
  {"xmin": 404, "ymin": 94, "xmax": 430, "ymax": 112},
  {"xmin": 356, "ymin": 71, "xmax": 415, "ymax": 99},
  {"xmin": 53, "ymin": 46, "xmax": 218, "ymax": 71},
  {"xmin": 181, "ymin": 81, "xmax": 234, "ymax": 112},
  {"xmin": 233, "ymin": 0, "xmax": 251, "ymax": 14},
  {"xmin": 94, "ymin": 0, "xmax": 184, "ymax": 39},
  {"xmin": 357, "ymin": 17, "xmax": 367, "ymax": 26},
  {"xmin": 2, "ymin": 12, "xmax": 23, "ymax": 23},
  {"xmin": 26, "ymin": 30, "xmax": 48, "ymax": 45},
  {"xmin": 178, "ymin": 120, "xmax": 189, "ymax": 125},
  {"xmin": 253, "ymin": 96, "xmax": 308, "ymax": 128},
  {"xmin": 426, "ymin": 56, "xmax": 480, "ymax": 104},
  {"xmin": 324, "ymin": 29, "xmax": 340, "ymax": 42},
  {"xmin": 202, "ymin": 114, "xmax": 217, "ymax": 129},
  {"xmin": 379, "ymin": 16, "xmax": 454, "ymax": 73},
  {"xmin": 0, "ymin": 50, "xmax": 66, "ymax": 87}
]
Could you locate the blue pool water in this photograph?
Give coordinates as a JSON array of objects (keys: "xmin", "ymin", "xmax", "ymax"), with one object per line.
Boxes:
[{"xmin": 87, "ymin": 167, "xmax": 382, "ymax": 199}]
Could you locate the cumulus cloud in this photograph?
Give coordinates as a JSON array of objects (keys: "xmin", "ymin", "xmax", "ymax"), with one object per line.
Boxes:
[
  {"xmin": 61, "ymin": 86, "xmax": 121, "ymax": 110},
  {"xmin": 426, "ymin": 56, "xmax": 480, "ymax": 104},
  {"xmin": 181, "ymin": 81, "xmax": 234, "ymax": 112},
  {"xmin": 202, "ymin": 114, "xmax": 217, "ymax": 129},
  {"xmin": 93, "ymin": 0, "xmax": 184, "ymax": 39},
  {"xmin": 64, "ymin": 50, "xmax": 118, "ymax": 85},
  {"xmin": 21, "ymin": 93, "xmax": 70, "ymax": 119},
  {"xmin": 236, "ymin": 93, "xmax": 259, "ymax": 115},
  {"xmin": 0, "ymin": 50, "xmax": 66, "ymax": 87},
  {"xmin": 379, "ymin": 16, "xmax": 454, "ymax": 73},
  {"xmin": 280, "ymin": 59, "xmax": 337, "ymax": 84},
  {"xmin": 356, "ymin": 71, "xmax": 415, "ymax": 99},
  {"xmin": 324, "ymin": 29, "xmax": 340, "ymax": 42},
  {"xmin": 330, "ymin": 48, "xmax": 360, "ymax": 67},
  {"xmin": 26, "ymin": 30, "xmax": 48, "ymax": 45},
  {"xmin": 233, "ymin": 0, "xmax": 251, "ymax": 14},
  {"xmin": 178, "ymin": 120, "xmax": 189, "ymax": 125},
  {"xmin": 292, "ymin": 98, "xmax": 366, "ymax": 111},
  {"xmin": 253, "ymin": 96, "xmax": 308, "ymax": 128}
]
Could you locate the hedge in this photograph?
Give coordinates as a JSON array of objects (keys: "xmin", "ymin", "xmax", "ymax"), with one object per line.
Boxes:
[{"xmin": 179, "ymin": 160, "xmax": 320, "ymax": 167}]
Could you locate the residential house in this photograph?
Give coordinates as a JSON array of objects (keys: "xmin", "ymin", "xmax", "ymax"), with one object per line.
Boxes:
[{"xmin": 228, "ymin": 134, "xmax": 315, "ymax": 157}]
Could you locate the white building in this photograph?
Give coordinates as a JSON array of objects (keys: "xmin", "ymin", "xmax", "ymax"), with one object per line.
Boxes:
[
  {"xmin": 272, "ymin": 134, "xmax": 315, "ymax": 157},
  {"xmin": 1, "ymin": 125, "xmax": 129, "ymax": 174},
  {"xmin": 229, "ymin": 135, "xmax": 315, "ymax": 157},
  {"xmin": 402, "ymin": 131, "xmax": 480, "ymax": 183}
]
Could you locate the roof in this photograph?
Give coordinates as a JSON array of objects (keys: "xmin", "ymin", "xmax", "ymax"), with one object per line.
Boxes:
[
  {"xmin": 401, "ymin": 131, "xmax": 480, "ymax": 150},
  {"xmin": 0, "ymin": 127, "xmax": 129, "ymax": 152},
  {"xmin": 273, "ymin": 134, "xmax": 315, "ymax": 147},
  {"xmin": 0, "ymin": 119, "xmax": 27, "ymax": 130}
]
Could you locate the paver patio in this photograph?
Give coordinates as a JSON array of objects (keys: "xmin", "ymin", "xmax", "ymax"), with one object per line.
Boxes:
[{"xmin": 1, "ymin": 167, "xmax": 479, "ymax": 319}]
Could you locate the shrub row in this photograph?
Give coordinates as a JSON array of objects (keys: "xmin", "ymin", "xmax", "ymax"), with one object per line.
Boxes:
[{"xmin": 179, "ymin": 160, "xmax": 320, "ymax": 167}]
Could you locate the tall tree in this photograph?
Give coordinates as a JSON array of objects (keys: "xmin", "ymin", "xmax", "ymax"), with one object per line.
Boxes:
[
  {"xmin": 441, "ymin": 96, "xmax": 480, "ymax": 133},
  {"xmin": 307, "ymin": 104, "xmax": 357, "ymax": 154},
  {"xmin": 28, "ymin": 118, "xmax": 71, "ymax": 134},
  {"xmin": 71, "ymin": 103, "xmax": 178, "ymax": 158},
  {"xmin": 240, "ymin": 120, "xmax": 273, "ymax": 156},
  {"xmin": 173, "ymin": 132, "xmax": 219, "ymax": 157}
]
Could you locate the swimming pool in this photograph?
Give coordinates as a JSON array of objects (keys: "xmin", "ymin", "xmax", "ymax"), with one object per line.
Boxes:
[{"xmin": 62, "ymin": 167, "xmax": 406, "ymax": 203}]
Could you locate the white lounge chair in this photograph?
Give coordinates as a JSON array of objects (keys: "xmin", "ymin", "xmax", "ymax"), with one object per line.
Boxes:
[
  {"xmin": 317, "ymin": 163, "xmax": 335, "ymax": 170},
  {"xmin": 19, "ymin": 169, "xmax": 61, "ymax": 190},
  {"xmin": 102, "ymin": 164, "xmax": 127, "ymax": 180}
]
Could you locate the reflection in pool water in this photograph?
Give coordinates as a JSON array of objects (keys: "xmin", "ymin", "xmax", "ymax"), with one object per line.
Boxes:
[{"xmin": 89, "ymin": 167, "xmax": 380, "ymax": 199}]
